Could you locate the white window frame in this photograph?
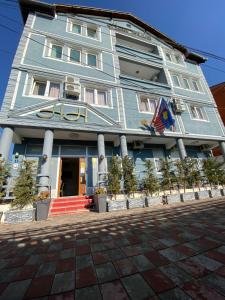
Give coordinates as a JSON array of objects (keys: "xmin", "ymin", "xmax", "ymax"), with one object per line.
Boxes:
[
  {"xmin": 86, "ymin": 51, "xmax": 101, "ymax": 69},
  {"xmin": 183, "ymin": 77, "xmax": 190, "ymax": 89},
  {"xmin": 31, "ymin": 78, "xmax": 61, "ymax": 99},
  {"xmin": 188, "ymin": 104, "xmax": 208, "ymax": 122},
  {"xmin": 67, "ymin": 18, "xmax": 101, "ymax": 41},
  {"xmin": 69, "ymin": 48, "xmax": 81, "ymax": 64},
  {"xmin": 49, "ymin": 43, "xmax": 63, "ymax": 60},
  {"xmin": 83, "ymin": 87, "xmax": 112, "ymax": 108},
  {"xmin": 192, "ymin": 79, "xmax": 200, "ymax": 92},
  {"xmin": 171, "ymin": 74, "xmax": 181, "ymax": 87},
  {"xmin": 154, "ymin": 158, "xmax": 162, "ymax": 173},
  {"xmin": 138, "ymin": 95, "xmax": 158, "ymax": 114},
  {"xmin": 67, "ymin": 19, "xmax": 83, "ymax": 35},
  {"xmin": 165, "ymin": 52, "xmax": 172, "ymax": 62}
]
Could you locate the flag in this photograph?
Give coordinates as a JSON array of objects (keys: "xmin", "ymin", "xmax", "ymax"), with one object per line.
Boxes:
[{"xmin": 151, "ymin": 97, "xmax": 175, "ymax": 133}]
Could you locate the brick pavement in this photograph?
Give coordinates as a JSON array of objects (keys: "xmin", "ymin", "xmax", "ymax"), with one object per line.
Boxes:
[{"xmin": 1, "ymin": 198, "xmax": 225, "ymax": 299}]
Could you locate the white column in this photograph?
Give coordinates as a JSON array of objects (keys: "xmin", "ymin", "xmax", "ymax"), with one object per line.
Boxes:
[
  {"xmin": 38, "ymin": 129, "xmax": 54, "ymax": 193},
  {"xmin": 97, "ymin": 133, "xmax": 106, "ymax": 186},
  {"xmin": 0, "ymin": 127, "xmax": 14, "ymax": 161},
  {"xmin": 120, "ymin": 135, "xmax": 128, "ymax": 158}
]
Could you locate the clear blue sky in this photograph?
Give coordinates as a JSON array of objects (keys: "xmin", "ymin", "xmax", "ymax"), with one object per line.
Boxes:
[{"xmin": 0, "ymin": 0, "xmax": 225, "ymax": 108}]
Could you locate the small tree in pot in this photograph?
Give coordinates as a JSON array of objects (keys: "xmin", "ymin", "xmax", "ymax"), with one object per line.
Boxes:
[
  {"xmin": 4, "ymin": 160, "xmax": 36, "ymax": 224},
  {"xmin": 142, "ymin": 159, "xmax": 160, "ymax": 206},
  {"xmin": 160, "ymin": 159, "xmax": 176, "ymax": 194},
  {"xmin": 12, "ymin": 160, "xmax": 35, "ymax": 209},
  {"xmin": 202, "ymin": 157, "xmax": 225, "ymax": 197},
  {"xmin": 142, "ymin": 160, "xmax": 159, "ymax": 196},
  {"xmin": 0, "ymin": 159, "xmax": 10, "ymax": 200},
  {"xmin": 108, "ymin": 155, "xmax": 122, "ymax": 200},
  {"xmin": 122, "ymin": 156, "xmax": 137, "ymax": 197}
]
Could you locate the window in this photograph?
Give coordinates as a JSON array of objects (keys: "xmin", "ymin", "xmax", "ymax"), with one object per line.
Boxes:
[
  {"xmin": 154, "ymin": 159, "xmax": 162, "ymax": 172},
  {"xmin": 172, "ymin": 75, "xmax": 180, "ymax": 87},
  {"xmin": 85, "ymin": 89, "xmax": 95, "ymax": 104},
  {"xmin": 165, "ymin": 53, "xmax": 172, "ymax": 61},
  {"xmin": 97, "ymin": 91, "xmax": 107, "ymax": 106},
  {"xmin": 72, "ymin": 23, "xmax": 81, "ymax": 34},
  {"xmin": 33, "ymin": 81, "xmax": 46, "ymax": 96},
  {"xmin": 51, "ymin": 45, "xmax": 62, "ymax": 59},
  {"xmin": 139, "ymin": 96, "xmax": 157, "ymax": 113},
  {"xmin": 70, "ymin": 49, "xmax": 81, "ymax": 63},
  {"xmin": 87, "ymin": 53, "xmax": 97, "ymax": 67},
  {"xmin": 192, "ymin": 80, "xmax": 200, "ymax": 91},
  {"xmin": 32, "ymin": 79, "xmax": 60, "ymax": 98},
  {"xmin": 189, "ymin": 105, "xmax": 207, "ymax": 120},
  {"xmin": 87, "ymin": 27, "xmax": 97, "ymax": 38},
  {"xmin": 183, "ymin": 78, "xmax": 190, "ymax": 89},
  {"xmin": 174, "ymin": 55, "xmax": 182, "ymax": 64},
  {"xmin": 85, "ymin": 88, "xmax": 108, "ymax": 106}
]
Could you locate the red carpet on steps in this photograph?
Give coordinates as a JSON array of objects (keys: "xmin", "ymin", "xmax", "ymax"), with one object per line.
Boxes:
[{"xmin": 49, "ymin": 195, "xmax": 94, "ymax": 217}]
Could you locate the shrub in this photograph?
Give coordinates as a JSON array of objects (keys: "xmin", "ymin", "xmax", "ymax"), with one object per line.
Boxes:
[
  {"xmin": 12, "ymin": 160, "xmax": 36, "ymax": 209},
  {"xmin": 122, "ymin": 156, "xmax": 137, "ymax": 197},
  {"xmin": 142, "ymin": 160, "xmax": 159, "ymax": 196},
  {"xmin": 107, "ymin": 155, "xmax": 122, "ymax": 199}
]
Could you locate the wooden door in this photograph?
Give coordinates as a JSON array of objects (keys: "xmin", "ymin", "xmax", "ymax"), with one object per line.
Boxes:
[
  {"xmin": 57, "ymin": 158, "xmax": 63, "ymax": 197},
  {"xmin": 79, "ymin": 158, "xmax": 86, "ymax": 195}
]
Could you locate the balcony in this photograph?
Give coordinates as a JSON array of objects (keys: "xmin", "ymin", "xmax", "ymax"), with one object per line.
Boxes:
[
  {"xmin": 119, "ymin": 57, "xmax": 168, "ymax": 86},
  {"xmin": 116, "ymin": 33, "xmax": 159, "ymax": 55}
]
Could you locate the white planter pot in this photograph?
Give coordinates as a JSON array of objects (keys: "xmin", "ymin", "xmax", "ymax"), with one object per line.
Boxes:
[
  {"xmin": 167, "ymin": 194, "xmax": 181, "ymax": 203},
  {"xmin": 195, "ymin": 190, "xmax": 210, "ymax": 200},
  {"xmin": 107, "ymin": 200, "xmax": 127, "ymax": 212},
  {"xmin": 146, "ymin": 196, "xmax": 162, "ymax": 206},
  {"xmin": 128, "ymin": 198, "xmax": 145, "ymax": 209},
  {"xmin": 4, "ymin": 208, "xmax": 35, "ymax": 224},
  {"xmin": 209, "ymin": 189, "xmax": 222, "ymax": 198},
  {"xmin": 181, "ymin": 192, "xmax": 196, "ymax": 202}
]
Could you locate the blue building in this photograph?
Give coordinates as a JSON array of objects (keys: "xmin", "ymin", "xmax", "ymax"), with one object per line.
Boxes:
[{"xmin": 0, "ymin": 0, "xmax": 225, "ymax": 199}]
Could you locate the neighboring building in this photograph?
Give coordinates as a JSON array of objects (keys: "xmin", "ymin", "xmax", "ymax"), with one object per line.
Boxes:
[
  {"xmin": 211, "ymin": 82, "xmax": 225, "ymax": 157},
  {"xmin": 0, "ymin": 0, "xmax": 225, "ymax": 199}
]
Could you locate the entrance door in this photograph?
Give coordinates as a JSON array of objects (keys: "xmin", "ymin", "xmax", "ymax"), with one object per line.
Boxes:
[{"xmin": 58, "ymin": 157, "xmax": 86, "ymax": 197}]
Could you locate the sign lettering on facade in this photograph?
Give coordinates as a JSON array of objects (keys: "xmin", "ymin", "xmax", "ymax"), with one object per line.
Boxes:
[
  {"xmin": 109, "ymin": 24, "xmax": 152, "ymax": 41},
  {"xmin": 36, "ymin": 104, "xmax": 88, "ymax": 123}
]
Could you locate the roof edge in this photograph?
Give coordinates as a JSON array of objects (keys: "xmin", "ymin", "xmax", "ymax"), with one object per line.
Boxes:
[{"xmin": 19, "ymin": 0, "xmax": 207, "ymax": 64}]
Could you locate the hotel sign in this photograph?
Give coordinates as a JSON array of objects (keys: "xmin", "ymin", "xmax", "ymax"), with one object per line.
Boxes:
[
  {"xmin": 36, "ymin": 104, "xmax": 88, "ymax": 123},
  {"xmin": 108, "ymin": 24, "xmax": 152, "ymax": 42}
]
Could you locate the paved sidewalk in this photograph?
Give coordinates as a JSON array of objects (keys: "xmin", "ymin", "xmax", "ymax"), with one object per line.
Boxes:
[{"xmin": 1, "ymin": 198, "xmax": 225, "ymax": 299}]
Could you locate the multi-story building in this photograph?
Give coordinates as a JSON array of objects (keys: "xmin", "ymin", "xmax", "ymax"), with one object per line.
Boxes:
[{"xmin": 1, "ymin": 0, "xmax": 225, "ymax": 199}]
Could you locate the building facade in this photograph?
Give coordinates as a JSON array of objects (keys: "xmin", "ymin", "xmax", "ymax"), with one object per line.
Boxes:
[{"xmin": 1, "ymin": 0, "xmax": 225, "ymax": 198}]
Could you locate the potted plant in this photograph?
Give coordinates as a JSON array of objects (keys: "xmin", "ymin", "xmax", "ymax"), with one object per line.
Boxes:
[
  {"xmin": 122, "ymin": 156, "xmax": 141, "ymax": 209},
  {"xmin": 34, "ymin": 191, "xmax": 51, "ymax": 221},
  {"xmin": 93, "ymin": 187, "xmax": 107, "ymax": 213},
  {"xmin": 160, "ymin": 159, "xmax": 179, "ymax": 203},
  {"xmin": 4, "ymin": 160, "xmax": 36, "ymax": 224},
  {"xmin": 142, "ymin": 160, "xmax": 160, "ymax": 207},
  {"xmin": 201, "ymin": 158, "xmax": 223, "ymax": 198},
  {"xmin": 0, "ymin": 159, "xmax": 10, "ymax": 201},
  {"xmin": 176, "ymin": 158, "xmax": 198, "ymax": 202},
  {"xmin": 107, "ymin": 155, "xmax": 127, "ymax": 211}
]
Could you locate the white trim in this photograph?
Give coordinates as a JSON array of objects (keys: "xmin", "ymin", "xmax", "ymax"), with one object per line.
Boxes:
[
  {"xmin": 187, "ymin": 104, "xmax": 209, "ymax": 122},
  {"xmin": 30, "ymin": 13, "xmax": 36, "ymax": 29},
  {"xmin": 137, "ymin": 94, "xmax": 158, "ymax": 114},
  {"xmin": 153, "ymin": 158, "xmax": 162, "ymax": 174},
  {"xmin": 21, "ymin": 32, "xmax": 31, "ymax": 65},
  {"xmin": 10, "ymin": 71, "xmax": 22, "ymax": 109},
  {"xmin": 21, "ymin": 62, "xmax": 117, "ymax": 84},
  {"xmin": 83, "ymin": 86, "xmax": 112, "ymax": 108},
  {"xmin": 115, "ymin": 88, "xmax": 120, "ymax": 123},
  {"xmin": 120, "ymin": 88, "xmax": 127, "ymax": 129}
]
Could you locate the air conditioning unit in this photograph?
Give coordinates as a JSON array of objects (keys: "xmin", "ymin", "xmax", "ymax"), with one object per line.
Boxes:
[
  {"xmin": 173, "ymin": 98, "xmax": 186, "ymax": 113},
  {"xmin": 65, "ymin": 76, "xmax": 81, "ymax": 96},
  {"xmin": 133, "ymin": 141, "xmax": 144, "ymax": 150}
]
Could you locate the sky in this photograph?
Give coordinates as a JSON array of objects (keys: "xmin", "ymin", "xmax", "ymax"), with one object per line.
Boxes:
[{"xmin": 0, "ymin": 0, "xmax": 225, "ymax": 109}]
